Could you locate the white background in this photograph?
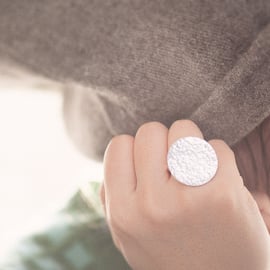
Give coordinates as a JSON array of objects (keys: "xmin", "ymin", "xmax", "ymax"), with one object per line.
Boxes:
[{"xmin": 0, "ymin": 68, "xmax": 103, "ymax": 259}]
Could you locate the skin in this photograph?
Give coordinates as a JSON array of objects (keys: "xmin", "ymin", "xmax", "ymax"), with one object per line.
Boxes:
[
  {"xmin": 100, "ymin": 119, "xmax": 270, "ymax": 270},
  {"xmin": 232, "ymin": 115, "xmax": 270, "ymax": 232}
]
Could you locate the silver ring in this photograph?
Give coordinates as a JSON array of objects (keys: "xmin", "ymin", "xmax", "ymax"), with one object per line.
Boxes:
[{"xmin": 167, "ymin": 136, "xmax": 218, "ymax": 186}]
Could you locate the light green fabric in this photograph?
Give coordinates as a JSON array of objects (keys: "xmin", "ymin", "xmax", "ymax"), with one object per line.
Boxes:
[{"xmin": 2, "ymin": 182, "xmax": 130, "ymax": 270}]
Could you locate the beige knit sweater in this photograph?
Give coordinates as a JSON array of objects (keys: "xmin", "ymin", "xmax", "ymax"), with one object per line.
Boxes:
[{"xmin": 0, "ymin": 0, "xmax": 270, "ymax": 161}]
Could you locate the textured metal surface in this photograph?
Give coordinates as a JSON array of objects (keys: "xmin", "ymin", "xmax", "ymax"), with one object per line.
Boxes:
[{"xmin": 167, "ymin": 137, "xmax": 218, "ymax": 186}]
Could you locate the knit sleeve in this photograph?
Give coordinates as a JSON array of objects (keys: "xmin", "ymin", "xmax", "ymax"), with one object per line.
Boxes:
[{"xmin": 0, "ymin": 1, "xmax": 270, "ymax": 161}]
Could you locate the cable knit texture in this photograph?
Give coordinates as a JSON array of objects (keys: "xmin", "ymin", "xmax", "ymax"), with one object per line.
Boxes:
[{"xmin": 0, "ymin": 0, "xmax": 269, "ymax": 161}]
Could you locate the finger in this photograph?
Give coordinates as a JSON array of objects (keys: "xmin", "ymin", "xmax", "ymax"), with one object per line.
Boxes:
[
  {"xmin": 168, "ymin": 119, "xmax": 204, "ymax": 148},
  {"xmin": 134, "ymin": 121, "xmax": 169, "ymax": 191},
  {"xmin": 103, "ymin": 134, "xmax": 136, "ymax": 203}
]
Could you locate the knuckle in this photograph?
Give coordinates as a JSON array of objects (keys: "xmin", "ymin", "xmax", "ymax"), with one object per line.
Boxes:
[
  {"xmin": 103, "ymin": 134, "xmax": 134, "ymax": 163},
  {"xmin": 136, "ymin": 121, "xmax": 166, "ymax": 137},
  {"xmin": 208, "ymin": 139, "xmax": 234, "ymax": 156},
  {"xmin": 110, "ymin": 134, "xmax": 134, "ymax": 146},
  {"xmin": 105, "ymin": 134, "xmax": 134, "ymax": 159},
  {"xmin": 108, "ymin": 207, "xmax": 129, "ymax": 232},
  {"xmin": 212, "ymin": 188, "xmax": 236, "ymax": 213},
  {"xmin": 139, "ymin": 193, "xmax": 165, "ymax": 224},
  {"xmin": 208, "ymin": 138, "xmax": 227, "ymax": 148},
  {"xmin": 139, "ymin": 192, "xmax": 154, "ymax": 217},
  {"xmin": 170, "ymin": 119, "xmax": 199, "ymax": 130}
]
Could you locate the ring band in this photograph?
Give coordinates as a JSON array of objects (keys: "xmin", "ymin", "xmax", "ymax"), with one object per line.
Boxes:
[{"xmin": 167, "ymin": 136, "xmax": 218, "ymax": 186}]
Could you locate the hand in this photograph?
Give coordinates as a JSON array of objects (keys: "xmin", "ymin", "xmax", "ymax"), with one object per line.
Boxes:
[{"xmin": 100, "ymin": 120, "xmax": 270, "ymax": 270}]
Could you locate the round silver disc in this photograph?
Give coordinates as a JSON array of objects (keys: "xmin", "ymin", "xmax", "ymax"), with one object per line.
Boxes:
[{"xmin": 167, "ymin": 136, "xmax": 218, "ymax": 186}]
